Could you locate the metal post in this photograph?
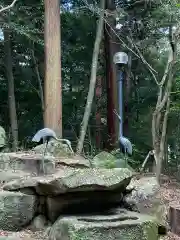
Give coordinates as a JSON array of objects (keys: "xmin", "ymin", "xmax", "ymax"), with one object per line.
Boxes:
[{"xmin": 119, "ymin": 70, "xmax": 123, "ymax": 137}]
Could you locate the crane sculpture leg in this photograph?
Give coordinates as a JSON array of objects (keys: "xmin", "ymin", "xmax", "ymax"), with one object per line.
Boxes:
[
  {"xmin": 113, "ymin": 109, "xmax": 133, "ymax": 168},
  {"xmin": 124, "ymin": 148, "xmax": 127, "ymax": 168},
  {"xmin": 43, "ymin": 139, "xmax": 49, "ymax": 156},
  {"xmin": 41, "ymin": 138, "xmax": 74, "ymax": 174},
  {"xmin": 42, "ymin": 138, "xmax": 49, "ymax": 174}
]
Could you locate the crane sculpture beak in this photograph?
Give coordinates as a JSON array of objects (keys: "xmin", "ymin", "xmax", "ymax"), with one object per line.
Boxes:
[
  {"xmin": 56, "ymin": 138, "xmax": 74, "ymax": 154},
  {"xmin": 64, "ymin": 139, "xmax": 74, "ymax": 154}
]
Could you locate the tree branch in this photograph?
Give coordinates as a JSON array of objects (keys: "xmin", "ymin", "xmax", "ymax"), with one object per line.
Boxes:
[
  {"xmin": 127, "ymin": 36, "xmax": 159, "ymax": 85},
  {"xmin": 0, "ymin": 0, "xmax": 17, "ymax": 13},
  {"xmin": 154, "ymin": 26, "xmax": 176, "ymax": 114},
  {"xmin": 103, "ymin": 19, "xmax": 142, "ymax": 60},
  {"xmin": 82, "ymin": 0, "xmax": 160, "ymax": 82},
  {"xmin": 82, "ymin": 0, "xmax": 145, "ymax": 60},
  {"xmin": 127, "ymin": 37, "xmax": 157, "ymax": 73},
  {"xmin": 31, "ymin": 46, "xmax": 45, "ymax": 116},
  {"xmin": 140, "ymin": 150, "xmax": 154, "ymax": 172}
]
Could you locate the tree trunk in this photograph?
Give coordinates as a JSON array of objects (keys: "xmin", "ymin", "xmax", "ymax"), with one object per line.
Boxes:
[
  {"xmin": 104, "ymin": 0, "xmax": 118, "ymax": 148},
  {"xmin": 95, "ymin": 76, "xmax": 102, "ymax": 149},
  {"xmin": 4, "ymin": 29, "xmax": 18, "ymax": 151},
  {"xmin": 76, "ymin": 0, "xmax": 105, "ymax": 154},
  {"xmin": 169, "ymin": 205, "xmax": 180, "ymax": 236},
  {"xmin": 163, "ymin": 135, "xmax": 168, "ymax": 173},
  {"xmin": 152, "ymin": 26, "xmax": 177, "ymax": 183},
  {"xmin": 44, "ymin": 0, "xmax": 62, "ymax": 137}
]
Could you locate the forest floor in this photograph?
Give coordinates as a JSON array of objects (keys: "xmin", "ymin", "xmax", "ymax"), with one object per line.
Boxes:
[
  {"xmin": 0, "ymin": 229, "xmax": 48, "ymax": 239},
  {"xmin": 159, "ymin": 177, "xmax": 180, "ymax": 240},
  {"xmin": 0, "ymin": 175, "xmax": 179, "ymax": 239}
]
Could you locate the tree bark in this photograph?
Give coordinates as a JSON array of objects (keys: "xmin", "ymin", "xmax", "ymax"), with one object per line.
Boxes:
[
  {"xmin": 105, "ymin": 0, "xmax": 118, "ymax": 148},
  {"xmin": 4, "ymin": 29, "xmax": 18, "ymax": 151},
  {"xmin": 76, "ymin": 0, "xmax": 105, "ymax": 154},
  {"xmin": 95, "ymin": 76, "xmax": 102, "ymax": 149},
  {"xmin": 169, "ymin": 205, "xmax": 180, "ymax": 236},
  {"xmin": 44, "ymin": 0, "xmax": 62, "ymax": 137}
]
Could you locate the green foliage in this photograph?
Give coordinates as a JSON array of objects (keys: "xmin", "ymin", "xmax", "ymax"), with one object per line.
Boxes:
[
  {"xmin": 0, "ymin": 0, "xmax": 179, "ymax": 176},
  {"xmin": 92, "ymin": 150, "xmax": 135, "ymax": 170},
  {"xmin": 111, "ymin": 149, "xmax": 138, "ymax": 170}
]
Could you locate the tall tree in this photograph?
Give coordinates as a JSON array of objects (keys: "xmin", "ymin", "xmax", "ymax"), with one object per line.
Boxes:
[
  {"xmin": 44, "ymin": 0, "xmax": 62, "ymax": 137},
  {"xmin": 104, "ymin": 0, "xmax": 119, "ymax": 148},
  {"xmin": 76, "ymin": 0, "xmax": 105, "ymax": 154},
  {"xmin": 152, "ymin": 25, "xmax": 178, "ymax": 182},
  {"xmin": 4, "ymin": 29, "xmax": 18, "ymax": 151}
]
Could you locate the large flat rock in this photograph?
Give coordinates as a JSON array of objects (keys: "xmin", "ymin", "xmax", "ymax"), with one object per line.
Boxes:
[
  {"xmin": 0, "ymin": 191, "xmax": 37, "ymax": 231},
  {"xmin": 48, "ymin": 209, "xmax": 166, "ymax": 240},
  {"xmin": 0, "ymin": 152, "xmax": 55, "ymax": 175},
  {"xmin": 0, "ymin": 170, "xmax": 34, "ymax": 183},
  {"xmin": 3, "ymin": 168, "xmax": 132, "ymax": 196},
  {"xmin": 55, "ymin": 155, "xmax": 91, "ymax": 168},
  {"xmin": 33, "ymin": 141, "xmax": 91, "ymax": 167}
]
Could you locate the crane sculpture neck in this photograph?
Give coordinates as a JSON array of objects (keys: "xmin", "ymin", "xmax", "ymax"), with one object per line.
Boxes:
[
  {"xmin": 113, "ymin": 110, "xmax": 123, "ymax": 137},
  {"xmin": 52, "ymin": 137, "xmax": 74, "ymax": 154},
  {"xmin": 54, "ymin": 137, "xmax": 69, "ymax": 143}
]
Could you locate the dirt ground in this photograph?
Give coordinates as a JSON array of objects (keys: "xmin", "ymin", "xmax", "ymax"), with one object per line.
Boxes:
[
  {"xmin": 0, "ymin": 229, "xmax": 48, "ymax": 239},
  {"xmin": 159, "ymin": 177, "xmax": 180, "ymax": 240}
]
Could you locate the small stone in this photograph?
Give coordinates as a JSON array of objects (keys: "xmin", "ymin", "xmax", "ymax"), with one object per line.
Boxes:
[{"xmin": 30, "ymin": 215, "xmax": 47, "ymax": 231}]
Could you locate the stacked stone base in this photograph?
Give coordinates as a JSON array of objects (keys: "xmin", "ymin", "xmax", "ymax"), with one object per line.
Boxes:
[
  {"xmin": 49, "ymin": 210, "xmax": 165, "ymax": 240},
  {"xmin": 0, "ymin": 151, "xmax": 167, "ymax": 240}
]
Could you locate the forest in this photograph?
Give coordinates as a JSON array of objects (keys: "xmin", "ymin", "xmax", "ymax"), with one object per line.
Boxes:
[{"xmin": 0, "ymin": 0, "xmax": 180, "ymax": 180}]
